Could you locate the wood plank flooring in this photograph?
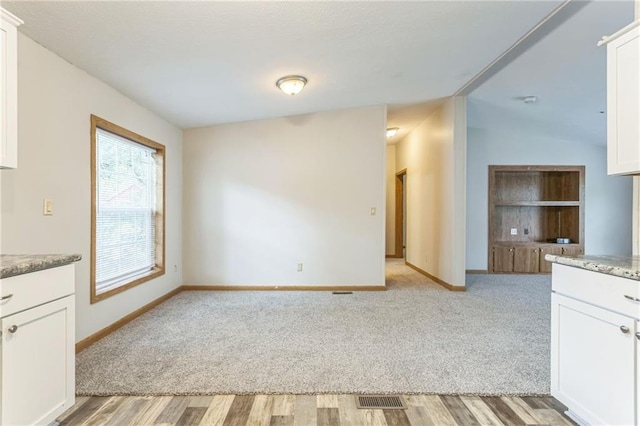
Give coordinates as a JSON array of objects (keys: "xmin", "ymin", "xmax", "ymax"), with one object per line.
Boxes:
[{"xmin": 57, "ymin": 395, "xmax": 576, "ymax": 425}]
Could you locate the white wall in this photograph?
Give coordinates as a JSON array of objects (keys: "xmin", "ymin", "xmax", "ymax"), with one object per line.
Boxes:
[
  {"xmin": 466, "ymin": 99, "xmax": 632, "ymax": 270},
  {"xmin": 0, "ymin": 34, "xmax": 183, "ymax": 341},
  {"xmin": 385, "ymin": 144, "xmax": 396, "ymax": 256},
  {"xmin": 183, "ymin": 106, "xmax": 386, "ymax": 286},
  {"xmin": 393, "ymin": 97, "xmax": 467, "ymax": 287},
  {"xmin": 445, "ymin": 97, "xmax": 467, "ymax": 287}
]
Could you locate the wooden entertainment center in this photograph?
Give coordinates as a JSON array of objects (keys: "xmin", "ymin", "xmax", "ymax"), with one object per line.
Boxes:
[{"xmin": 488, "ymin": 165, "xmax": 585, "ymax": 273}]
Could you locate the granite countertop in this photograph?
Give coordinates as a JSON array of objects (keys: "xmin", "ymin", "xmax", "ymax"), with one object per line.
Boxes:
[
  {"xmin": 545, "ymin": 254, "xmax": 640, "ymax": 281},
  {"xmin": 0, "ymin": 254, "xmax": 82, "ymax": 279}
]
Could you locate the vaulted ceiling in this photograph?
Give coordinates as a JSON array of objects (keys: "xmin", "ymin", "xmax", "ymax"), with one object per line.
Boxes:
[
  {"xmin": 468, "ymin": 0, "xmax": 635, "ymax": 146},
  {"xmin": 5, "ymin": 1, "xmax": 566, "ymax": 129}
]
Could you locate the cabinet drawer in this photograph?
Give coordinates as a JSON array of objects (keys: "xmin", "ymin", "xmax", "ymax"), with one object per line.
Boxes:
[
  {"xmin": 552, "ymin": 264, "xmax": 640, "ymax": 319},
  {"xmin": 0, "ymin": 264, "xmax": 75, "ymax": 317}
]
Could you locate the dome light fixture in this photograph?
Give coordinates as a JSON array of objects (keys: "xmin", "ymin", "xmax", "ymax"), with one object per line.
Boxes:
[
  {"xmin": 276, "ymin": 75, "xmax": 308, "ymax": 96},
  {"xmin": 386, "ymin": 127, "xmax": 399, "ymax": 138},
  {"xmin": 523, "ymin": 96, "xmax": 538, "ymax": 104}
]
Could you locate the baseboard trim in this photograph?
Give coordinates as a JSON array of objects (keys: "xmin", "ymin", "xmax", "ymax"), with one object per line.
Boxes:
[
  {"xmin": 385, "ymin": 254, "xmax": 404, "ymax": 259},
  {"xmin": 466, "ymin": 269, "xmax": 488, "ymax": 274},
  {"xmin": 405, "ymin": 262, "xmax": 466, "ymax": 292},
  {"xmin": 182, "ymin": 285, "xmax": 386, "ymax": 292},
  {"xmin": 75, "ymin": 286, "xmax": 182, "ymax": 353}
]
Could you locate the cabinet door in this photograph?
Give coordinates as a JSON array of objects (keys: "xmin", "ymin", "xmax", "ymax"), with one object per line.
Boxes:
[
  {"xmin": 561, "ymin": 246, "xmax": 582, "ymax": 256},
  {"xmin": 551, "ymin": 293, "xmax": 635, "ymax": 425},
  {"xmin": 492, "ymin": 247, "xmax": 513, "ymax": 272},
  {"xmin": 0, "ymin": 13, "xmax": 19, "ymax": 169},
  {"xmin": 539, "ymin": 246, "xmax": 562, "ymax": 273},
  {"xmin": 1, "ymin": 296, "xmax": 75, "ymax": 426},
  {"xmin": 513, "ymin": 247, "xmax": 539, "ymax": 273},
  {"xmin": 607, "ymin": 25, "xmax": 640, "ymax": 175},
  {"xmin": 637, "ymin": 320, "xmax": 640, "ymax": 426}
]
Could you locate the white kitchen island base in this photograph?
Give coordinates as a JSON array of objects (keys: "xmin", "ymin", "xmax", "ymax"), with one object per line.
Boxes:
[{"xmin": 548, "ymin": 256, "xmax": 640, "ymax": 426}]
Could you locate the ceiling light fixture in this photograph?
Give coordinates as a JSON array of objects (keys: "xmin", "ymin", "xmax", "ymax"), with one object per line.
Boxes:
[
  {"xmin": 276, "ymin": 75, "xmax": 307, "ymax": 96},
  {"xmin": 523, "ymin": 96, "xmax": 538, "ymax": 104},
  {"xmin": 386, "ymin": 127, "xmax": 399, "ymax": 138}
]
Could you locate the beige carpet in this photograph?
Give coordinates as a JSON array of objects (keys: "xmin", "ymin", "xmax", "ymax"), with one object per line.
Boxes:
[{"xmin": 76, "ymin": 259, "xmax": 551, "ymax": 396}]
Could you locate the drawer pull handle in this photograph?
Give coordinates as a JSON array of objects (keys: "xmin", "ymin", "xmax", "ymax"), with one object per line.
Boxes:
[
  {"xmin": 636, "ymin": 332, "xmax": 640, "ymax": 340},
  {"xmin": 624, "ymin": 295, "xmax": 640, "ymax": 302},
  {"xmin": 7, "ymin": 325, "xmax": 18, "ymax": 334},
  {"xmin": 0, "ymin": 294, "xmax": 13, "ymax": 301}
]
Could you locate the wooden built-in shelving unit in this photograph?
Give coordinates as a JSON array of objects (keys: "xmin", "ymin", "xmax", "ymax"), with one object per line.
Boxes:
[{"xmin": 488, "ymin": 165, "xmax": 585, "ymax": 274}]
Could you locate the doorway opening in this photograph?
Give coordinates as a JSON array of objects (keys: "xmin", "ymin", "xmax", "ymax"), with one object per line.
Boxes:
[{"xmin": 395, "ymin": 169, "xmax": 407, "ymax": 259}]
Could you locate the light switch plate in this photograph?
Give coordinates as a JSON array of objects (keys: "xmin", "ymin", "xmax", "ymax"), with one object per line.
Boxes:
[{"xmin": 510, "ymin": 228, "xmax": 517, "ymax": 235}]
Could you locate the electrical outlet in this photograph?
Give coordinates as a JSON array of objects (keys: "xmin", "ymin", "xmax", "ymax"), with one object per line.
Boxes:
[
  {"xmin": 510, "ymin": 228, "xmax": 517, "ymax": 235},
  {"xmin": 297, "ymin": 263, "xmax": 303, "ymax": 272},
  {"xmin": 370, "ymin": 207, "xmax": 376, "ymax": 215},
  {"xmin": 43, "ymin": 198, "xmax": 53, "ymax": 216}
]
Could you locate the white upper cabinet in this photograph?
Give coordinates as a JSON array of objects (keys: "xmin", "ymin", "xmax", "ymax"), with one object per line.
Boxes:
[
  {"xmin": 0, "ymin": 8, "xmax": 22, "ymax": 169},
  {"xmin": 602, "ymin": 21, "xmax": 640, "ymax": 175}
]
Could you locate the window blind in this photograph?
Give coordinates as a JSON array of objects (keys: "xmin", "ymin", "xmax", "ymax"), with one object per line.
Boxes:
[{"xmin": 95, "ymin": 128, "xmax": 156, "ymax": 294}]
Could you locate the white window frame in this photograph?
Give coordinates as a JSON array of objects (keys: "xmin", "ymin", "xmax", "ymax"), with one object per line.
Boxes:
[{"xmin": 90, "ymin": 115, "xmax": 165, "ymax": 304}]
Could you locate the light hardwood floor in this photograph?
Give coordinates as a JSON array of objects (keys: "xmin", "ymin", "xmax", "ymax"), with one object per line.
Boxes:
[{"xmin": 57, "ymin": 394, "xmax": 576, "ymax": 425}]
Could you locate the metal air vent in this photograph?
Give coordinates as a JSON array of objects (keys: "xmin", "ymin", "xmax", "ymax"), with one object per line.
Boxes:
[{"xmin": 356, "ymin": 395, "xmax": 407, "ymax": 409}]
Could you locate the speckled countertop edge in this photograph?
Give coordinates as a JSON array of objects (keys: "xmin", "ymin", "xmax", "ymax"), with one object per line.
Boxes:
[
  {"xmin": 0, "ymin": 254, "xmax": 82, "ymax": 279},
  {"xmin": 545, "ymin": 254, "xmax": 640, "ymax": 281}
]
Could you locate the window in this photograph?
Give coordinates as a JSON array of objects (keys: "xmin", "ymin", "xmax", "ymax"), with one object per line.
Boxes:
[{"xmin": 90, "ymin": 115, "xmax": 165, "ymax": 303}]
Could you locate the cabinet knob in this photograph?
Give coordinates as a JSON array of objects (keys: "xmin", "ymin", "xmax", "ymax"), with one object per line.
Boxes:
[
  {"xmin": 624, "ymin": 295, "xmax": 640, "ymax": 302},
  {"xmin": 7, "ymin": 325, "xmax": 18, "ymax": 334},
  {"xmin": 509, "ymin": 248, "xmax": 514, "ymax": 252},
  {"xmin": 636, "ymin": 332, "xmax": 640, "ymax": 340},
  {"xmin": 620, "ymin": 325, "xmax": 630, "ymax": 334}
]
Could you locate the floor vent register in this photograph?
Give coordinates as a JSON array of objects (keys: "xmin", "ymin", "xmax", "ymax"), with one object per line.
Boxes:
[{"xmin": 355, "ymin": 395, "xmax": 407, "ymax": 410}]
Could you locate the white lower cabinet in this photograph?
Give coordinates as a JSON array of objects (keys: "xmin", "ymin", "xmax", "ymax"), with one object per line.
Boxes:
[
  {"xmin": 1, "ymin": 296, "xmax": 75, "ymax": 426},
  {"xmin": 551, "ymin": 263, "xmax": 640, "ymax": 425},
  {"xmin": 0, "ymin": 264, "xmax": 76, "ymax": 426},
  {"xmin": 551, "ymin": 293, "xmax": 635, "ymax": 425},
  {"xmin": 638, "ymin": 319, "xmax": 640, "ymax": 426}
]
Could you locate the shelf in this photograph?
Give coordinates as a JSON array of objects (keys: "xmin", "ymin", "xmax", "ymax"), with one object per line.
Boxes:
[
  {"xmin": 494, "ymin": 241, "xmax": 580, "ymax": 247},
  {"xmin": 489, "ymin": 165, "xmax": 585, "ymax": 274},
  {"xmin": 494, "ymin": 201, "xmax": 580, "ymax": 207}
]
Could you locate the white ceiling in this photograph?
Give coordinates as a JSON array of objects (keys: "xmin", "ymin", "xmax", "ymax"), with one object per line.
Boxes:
[
  {"xmin": 468, "ymin": 0, "xmax": 635, "ymax": 146},
  {"xmin": 4, "ymin": 1, "xmax": 565, "ymax": 129}
]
